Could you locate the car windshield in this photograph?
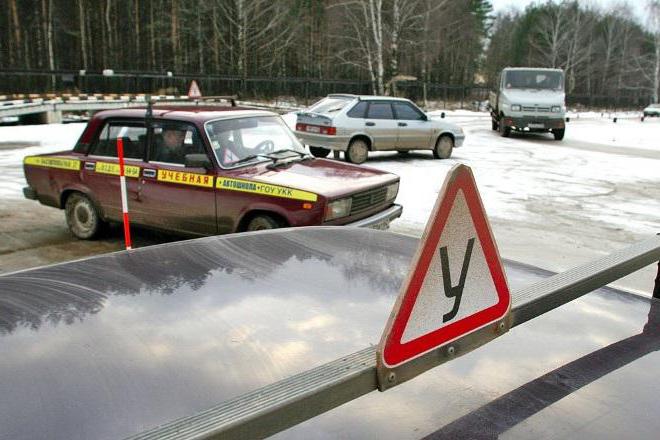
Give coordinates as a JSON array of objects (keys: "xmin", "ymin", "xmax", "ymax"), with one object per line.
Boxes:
[
  {"xmin": 205, "ymin": 116, "xmax": 306, "ymax": 167},
  {"xmin": 308, "ymin": 97, "xmax": 351, "ymax": 114},
  {"xmin": 505, "ymin": 70, "xmax": 564, "ymax": 90}
]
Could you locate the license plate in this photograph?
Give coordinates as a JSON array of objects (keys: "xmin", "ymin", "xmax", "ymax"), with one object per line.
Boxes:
[
  {"xmin": 528, "ymin": 123, "xmax": 545, "ymax": 129},
  {"xmin": 369, "ymin": 218, "xmax": 391, "ymax": 230},
  {"xmin": 306, "ymin": 126, "xmax": 320, "ymax": 133}
]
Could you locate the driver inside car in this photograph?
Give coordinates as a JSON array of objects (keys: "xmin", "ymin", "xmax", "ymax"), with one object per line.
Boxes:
[{"xmin": 218, "ymin": 129, "xmax": 243, "ymax": 166}]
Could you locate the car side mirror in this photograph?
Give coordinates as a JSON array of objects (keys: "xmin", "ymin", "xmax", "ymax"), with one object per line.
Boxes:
[
  {"xmin": 440, "ymin": 112, "xmax": 446, "ymax": 119},
  {"xmin": 184, "ymin": 153, "xmax": 212, "ymax": 170},
  {"xmin": 421, "ymin": 114, "xmax": 428, "ymax": 121}
]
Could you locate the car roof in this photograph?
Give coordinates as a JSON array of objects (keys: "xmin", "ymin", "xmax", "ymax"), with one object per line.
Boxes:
[
  {"xmin": 92, "ymin": 107, "xmax": 278, "ymax": 124},
  {"xmin": 1, "ymin": 227, "xmax": 657, "ymax": 439},
  {"xmin": 327, "ymin": 94, "xmax": 412, "ymax": 102},
  {"xmin": 503, "ymin": 67, "xmax": 564, "ymax": 73}
]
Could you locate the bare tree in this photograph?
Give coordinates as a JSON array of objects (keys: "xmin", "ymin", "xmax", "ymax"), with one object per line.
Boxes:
[{"xmin": 648, "ymin": 0, "xmax": 660, "ymax": 102}]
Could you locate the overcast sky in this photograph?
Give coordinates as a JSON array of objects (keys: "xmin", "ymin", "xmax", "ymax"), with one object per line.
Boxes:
[{"xmin": 491, "ymin": 0, "xmax": 648, "ymax": 24}]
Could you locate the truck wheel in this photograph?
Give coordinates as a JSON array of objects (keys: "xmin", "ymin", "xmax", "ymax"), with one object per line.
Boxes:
[
  {"xmin": 553, "ymin": 129, "xmax": 565, "ymax": 141},
  {"xmin": 491, "ymin": 118, "xmax": 498, "ymax": 131},
  {"xmin": 499, "ymin": 121, "xmax": 511, "ymax": 137},
  {"xmin": 309, "ymin": 146, "xmax": 330, "ymax": 158},
  {"xmin": 433, "ymin": 135, "xmax": 454, "ymax": 159},
  {"xmin": 65, "ymin": 192, "xmax": 103, "ymax": 239},
  {"xmin": 346, "ymin": 139, "xmax": 369, "ymax": 164},
  {"xmin": 246, "ymin": 215, "xmax": 282, "ymax": 231}
]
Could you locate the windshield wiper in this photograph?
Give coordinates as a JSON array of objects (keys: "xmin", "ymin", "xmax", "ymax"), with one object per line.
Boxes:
[
  {"xmin": 231, "ymin": 154, "xmax": 273, "ymax": 166},
  {"xmin": 269, "ymin": 149, "xmax": 310, "ymax": 159}
]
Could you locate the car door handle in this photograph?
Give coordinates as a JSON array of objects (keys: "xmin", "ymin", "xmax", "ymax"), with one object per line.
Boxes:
[
  {"xmin": 365, "ymin": 122, "xmax": 375, "ymax": 126},
  {"xmin": 84, "ymin": 162, "xmax": 96, "ymax": 171},
  {"xmin": 398, "ymin": 122, "xmax": 407, "ymax": 127},
  {"xmin": 143, "ymin": 168, "xmax": 157, "ymax": 178}
]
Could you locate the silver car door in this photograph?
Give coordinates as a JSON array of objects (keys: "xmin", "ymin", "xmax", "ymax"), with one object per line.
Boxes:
[
  {"xmin": 392, "ymin": 101, "xmax": 434, "ymax": 149},
  {"xmin": 364, "ymin": 101, "xmax": 398, "ymax": 150}
]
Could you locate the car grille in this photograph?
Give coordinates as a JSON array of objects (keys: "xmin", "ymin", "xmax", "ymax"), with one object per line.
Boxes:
[
  {"xmin": 522, "ymin": 106, "xmax": 551, "ymax": 112},
  {"xmin": 350, "ymin": 186, "xmax": 388, "ymax": 215}
]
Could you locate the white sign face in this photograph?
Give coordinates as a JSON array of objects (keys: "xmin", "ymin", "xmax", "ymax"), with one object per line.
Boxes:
[
  {"xmin": 188, "ymin": 80, "xmax": 202, "ymax": 98},
  {"xmin": 379, "ymin": 164, "xmax": 511, "ymax": 368},
  {"xmin": 401, "ymin": 188, "xmax": 500, "ymax": 343}
]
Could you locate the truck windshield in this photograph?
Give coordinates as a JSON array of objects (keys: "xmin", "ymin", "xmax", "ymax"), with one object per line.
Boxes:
[
  {"xmin": 505, "ymin": 70, "xmax": 564, "ymax": 90},
  {"xmin": 206, "ymin": 116, "xmax": 306, "ymax": 167}
]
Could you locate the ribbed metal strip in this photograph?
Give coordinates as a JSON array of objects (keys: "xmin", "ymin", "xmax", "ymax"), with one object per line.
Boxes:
[
  {"xmin": 511, "ymin": 235, "xmax": 660, "ymax": 327},
  {"xmin": 126, "ymin": 236, "xmax": 660, "ymax": 440}
]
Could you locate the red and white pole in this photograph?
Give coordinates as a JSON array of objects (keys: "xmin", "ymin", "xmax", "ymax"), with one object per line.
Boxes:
[{"xmin": 116, "ymin": 138, "xmax": 133, "ymax": 250}]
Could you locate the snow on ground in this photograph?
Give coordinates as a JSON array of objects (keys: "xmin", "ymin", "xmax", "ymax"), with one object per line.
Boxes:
[
  {"xmin": 2, "ymin": 115, "xmax": 659, "ymax": 293},
  {"xmin": 0, "ymin": 123, "xmax": 86, "ymax": 200}
]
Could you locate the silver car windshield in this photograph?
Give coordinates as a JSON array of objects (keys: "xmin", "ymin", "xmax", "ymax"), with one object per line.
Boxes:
[
  {"xmin": 505, "ymin": 70, "xmax": 564, "ymax": 90},
  {"xmin": 308, "ymin": 97, "xmax": 351, "ymax": 114},
  {"xmin": 205, "ymin": 116, "xmax": 305, "ymax": 167}
]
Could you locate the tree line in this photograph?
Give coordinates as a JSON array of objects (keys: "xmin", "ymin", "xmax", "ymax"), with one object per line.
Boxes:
[{"xmin": 1, "ymin": 0, "xmax": 659, "ymax": 104}]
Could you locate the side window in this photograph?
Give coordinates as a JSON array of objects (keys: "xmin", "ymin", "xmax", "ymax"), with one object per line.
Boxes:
[
  {"xmin": 90, "ymin": 122, "xmax": 147, "ymax": 159},
  {"xmin": 366, "ymin": 102, "xmax": 394, "ymax": 120},
  {"xmin": 150, "ymin": 122, "xmax": 206, "ymax": 165},
  {"xmin": 393, "ymin": 102, "xmax": 425, "ymax": 120},
  {"xmin": 347, "ymin": 101, "xmax": 368, "ymax": 118}
]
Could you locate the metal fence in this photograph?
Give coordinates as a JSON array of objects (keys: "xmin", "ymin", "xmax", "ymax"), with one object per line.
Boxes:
[{"xmin": 0, "ymin": 69, "xmax": 648, "ymax": 110}]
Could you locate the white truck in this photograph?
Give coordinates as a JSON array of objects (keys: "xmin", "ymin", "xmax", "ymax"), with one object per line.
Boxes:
[{"xmin": 489, "ymin": 67, "xmax": 566, "ymax": 140}]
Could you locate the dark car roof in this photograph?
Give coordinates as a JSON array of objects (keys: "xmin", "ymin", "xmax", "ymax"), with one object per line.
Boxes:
[
  {"xmin": 0, "ymin": 228, "xmax": 657, "ymax": 439},
  {"xmin": 92, "ymin": 107, "xmax": 276, "ymax": 124}
]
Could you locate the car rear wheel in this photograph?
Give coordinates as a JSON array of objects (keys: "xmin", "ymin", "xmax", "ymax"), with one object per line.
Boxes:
[
  {"xmin": 346, "ymin": 139, "xmax": 369, "ymax": 164},
  {"xmin": 553, "ymin": 128, "xmax": 565, "ymax": 141},
  {"xmin": 65, "ymin": 192, "xmax": 104, "ymax": 239},
  {"xmin": 433, "ymin": 135, "xmax": 454, "ymax": 159},
  {"xmin": 246, "ymin": 215, "xmax": 282, "ymax": 231},
  {"xmin": 309, "ymin": 146, "xmax": 330, "ymax": 158}
]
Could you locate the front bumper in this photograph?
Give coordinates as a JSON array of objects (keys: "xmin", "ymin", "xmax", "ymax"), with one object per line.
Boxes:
[
  {"xmin": 346, "ymin": 204, "xmax": 403, "ymax": 229},
  {"xmin": 503, "ymin": 116, "xmax": 565, "ymax": 131},
  {"xmin": 454, "ymin": 134, "xmax": 466, "ymax": 147},
  {"xmin": 295, "ymin": 131, "xmax": 351, "ymax": 151}
]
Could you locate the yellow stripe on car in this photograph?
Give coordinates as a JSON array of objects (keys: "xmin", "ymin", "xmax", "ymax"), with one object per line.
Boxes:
[
  {"xmin": 157, "ymin": 169, "xmax": 214, "ymax": 187},
  {"xmin": 24, "ymin": 156, "xmax": 81, "ymax": 171},
  {"xmin": 95, "ymin": 162, "xmax": 141, "ymax": 178},
  {"xmin": 216, "ymin": 177, "xmax": 318, "ymax": 202}
]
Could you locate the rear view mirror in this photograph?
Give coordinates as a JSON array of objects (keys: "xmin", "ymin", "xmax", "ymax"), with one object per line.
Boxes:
[{"xmin": 185, "ymin": 153, "xmax": 212, "ymax": 169}]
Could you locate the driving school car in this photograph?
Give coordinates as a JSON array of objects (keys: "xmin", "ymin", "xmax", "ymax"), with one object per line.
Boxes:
[
  {"xmin": 1, "ymin": 163, "xmax": 659, "ymax": 439},
  {"xmin": 22, "ymin": 104, "xmax": 402, "ymax": 239}
]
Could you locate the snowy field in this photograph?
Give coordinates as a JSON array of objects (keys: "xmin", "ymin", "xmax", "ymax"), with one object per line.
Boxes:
[{"xmin": 1, "ymin": 112, "xmax": 658, "ymax": 293}]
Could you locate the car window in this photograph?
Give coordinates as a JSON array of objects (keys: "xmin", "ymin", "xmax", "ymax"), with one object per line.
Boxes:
[
  {"xmin": 206, "ymin": 116, "xmax": 305, "ymax": 167},
  {"xmin": 150, "ymin": 122, "xmax": 206, "ymax": 165},
  {"xmin": 347, "ymin": 101, "xmax": 368, "ymax": 118},
  {"xmin": 308, "ymin": 97, "xmax": 351, "ymax": 114},
  {"xmin": 366, "ymin": 102, "xmax": 394, "ymax": 120},
  {"xmin": 393, "ymin": 102, "xmax": 425, "ymax": 120},
  {"xmin": 91, "ymin": 122, "xmax": 147, "ymax": 159}
]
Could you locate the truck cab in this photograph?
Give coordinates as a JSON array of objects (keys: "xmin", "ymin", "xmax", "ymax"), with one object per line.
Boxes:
[{"xmin": 489, "ymin": 67, "xmax": 566, "ymax": 140}]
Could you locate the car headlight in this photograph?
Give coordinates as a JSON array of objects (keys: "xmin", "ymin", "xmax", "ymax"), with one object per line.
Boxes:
[
  {"xmin": 325, "ymin": 198, "xmax": 352, "ymax": 220},
  {"xmin": 511, "ymin": 104, "xmax": 521, "ymax": 112},
  {"xmin": 551, "ymin": 106, "xmax": 561, "ymax": 113},
  {"xmin": 386, "ymin": 182, "xmax": 399, "ymax": 201}
]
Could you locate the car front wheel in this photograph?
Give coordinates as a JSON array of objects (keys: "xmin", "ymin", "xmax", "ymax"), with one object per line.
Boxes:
[
  {"xmin": 346, "ymin": 139, "xmax": 369, "ymax": 164},
  {"xmin": 553, "ymin": 128, "xmax": 565, "ymax": 141},
  {"xmin": 246, "ymin": 215, "xmax": 283, "ymax": 231},
  {"xmin": 65, "ymin": 192, "xmax": 104, "ymax": 239},
  {"xmin": 433, "ymin": 135, "xmax": 454, "ymax": 159}
]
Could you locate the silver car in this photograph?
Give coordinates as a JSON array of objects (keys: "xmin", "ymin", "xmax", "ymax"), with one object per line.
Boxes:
[{"xmin": 295, "ymin": 94, "xmax": 465, "ymax": 164}]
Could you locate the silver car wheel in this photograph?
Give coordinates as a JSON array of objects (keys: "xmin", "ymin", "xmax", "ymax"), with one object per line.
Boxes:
[
  {"xmin": 346, "ymin": 139, "xmax": 369, "ymax": 164},
  {"xmin": 433, "ymin": 135, "xmax": 454, "ymax": 159}
]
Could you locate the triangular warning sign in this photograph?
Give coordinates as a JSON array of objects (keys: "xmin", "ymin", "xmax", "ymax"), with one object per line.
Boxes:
[
  {"xmin": 188, "ymin": 80, "xmax": 202, "ymax": 98},
  {"xmin": 378, "ymin": 164, "xmax": 510, "ymax": 371}
]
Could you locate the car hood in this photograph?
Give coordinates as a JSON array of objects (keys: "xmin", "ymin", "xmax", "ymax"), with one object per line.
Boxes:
[
  {"xmin": 501, "ymin": 88, "xmax": 565, "ymax": 107},
  {"xmin": 234, "ymin": 158, "xmax": 398, "ymax": 199}
]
